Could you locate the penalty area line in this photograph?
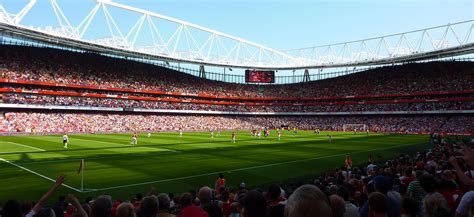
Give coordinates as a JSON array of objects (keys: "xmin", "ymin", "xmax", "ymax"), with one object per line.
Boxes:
[
  {"xmin": 0, "ymin": 158, "xmax": 82, "ymax": 193},
  {"xmin": 83, "ymin": 141, "xmax": 425, "ymax": 193},
  {"xmin": 5, "ymin": 141, "xmax": 45, "ymax": 152}
]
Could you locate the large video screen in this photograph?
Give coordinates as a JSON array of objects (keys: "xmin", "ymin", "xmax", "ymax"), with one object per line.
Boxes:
[{"xmin": 245, "ymin": 70, "xmax": 275, "ymax": 83}]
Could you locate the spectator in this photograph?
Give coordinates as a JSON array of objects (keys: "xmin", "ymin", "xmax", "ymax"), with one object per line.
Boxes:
[
  {"xmin": 139, "ymin": 196, "xmax": 159, "ymax": 217},
  {"xmin": 284, "ymin": 184, "xmax": 332, "ymax": 217},
  {"xmin": 360, "ymin": 175, "xmax": 400, "ymax": 217},
  {"xmin": 198, "ymin": 187, "xmax": 213, "ymax": 208},
  {"xmin": 91, "ymin": 195, "xmax": 113, "ymax": 217},
  {"xmin": 229, "ymin": 202, "xmax": 241, "ymax": 217},
  {"xmin": 330, "ymin": 195, "xmax": 346, "ymax": 217},
  {"xmin": 116, "ymin": 202, "xmax": 136, "ymax": 217},
  {"xmin": 337, "ymin": 186, "xmax": 359, "ymax": 217},
  {"xmin": 178, "ymin": 192, "xmax": 208, "ymax": 217},
  {"xmin": 419, "ymin": 174, "xmax": 450, "ymax": 217},
  {"xmin": 455, "ymin": 191, "xmax": 474, "ymax": 217},
  {"xmin": 368, "ymin": 192, "xmax": 388, "ymax": 217},
  {"xmin": 267, "ymin": 184, "xmax": 285, "ymax": 217},
  {"xmin": 401, "ymin": 197, "xmax": 419, "ymax": 217},
  {"xmin": 241, "ymin": 190, "xmax": 267, "ymax": 217},
  {"xmin": 157, "ymin": 193, "xmax": 175, "ymax": 217}
]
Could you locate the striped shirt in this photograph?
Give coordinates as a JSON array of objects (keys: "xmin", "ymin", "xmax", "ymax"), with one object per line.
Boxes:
[{"xmin": 407, "ymin": 180, "xmax": 425, "ymax": 204}]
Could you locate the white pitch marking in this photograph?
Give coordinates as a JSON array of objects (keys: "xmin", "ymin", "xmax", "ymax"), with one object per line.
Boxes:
[
  {"xmin": 83, "ymin": 142, "xmax": 425, "ymax": 192},
  {"xmin": 70, "ymin": 138, "xmax": 179, "ymax": 152},
  {"xmin": 2, "ymin": 141, "xmax": 45, "ymax": 152},
  {"xmin": 0, "ymin": 158, "xmax": 81, "ymax": 192}
]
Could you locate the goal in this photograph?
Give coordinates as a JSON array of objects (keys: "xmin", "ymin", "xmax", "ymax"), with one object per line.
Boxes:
[{"xmin": 343, "ymin": 124, "xmax": 367, "ymax": 132}]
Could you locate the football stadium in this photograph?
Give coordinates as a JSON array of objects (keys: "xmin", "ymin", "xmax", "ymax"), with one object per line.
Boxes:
[{"xmin": 0, "ymin": 0, "xmax": 473, "ymax": 217}]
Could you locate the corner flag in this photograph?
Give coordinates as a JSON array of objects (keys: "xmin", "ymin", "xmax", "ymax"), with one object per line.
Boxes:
[{"xmin": 77, "ymin": 159, "xmax": 84, "ymax": 174}]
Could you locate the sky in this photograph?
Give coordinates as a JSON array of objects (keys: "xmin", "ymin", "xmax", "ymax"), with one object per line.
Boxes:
[
  {"xmin": 2, "ymin": 0, "xmax": 472, "ymax": 50},
  {"xmin": 1, "ymin": 0, "xmax": 473, "ymax": 78}
]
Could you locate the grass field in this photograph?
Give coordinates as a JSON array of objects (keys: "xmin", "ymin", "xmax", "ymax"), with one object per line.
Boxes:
[{"xmin": 0, "ymin": 130, "xmax": 431, "ymax": 203}]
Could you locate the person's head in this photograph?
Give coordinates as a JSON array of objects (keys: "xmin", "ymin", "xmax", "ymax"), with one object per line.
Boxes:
[
  {"xmin": 203, "ymin": 202, "xmax": 224, "ymax": 217},
  {"xmin": 423, "ymin": 193, "xmax": 450, "ymax": 217},
  {"xmin": 368, "ymin": 192, "xmax": 387, "ymax": 217},
  {"xmin": 239, "ymin": 182, "xmax": 246, "ymax": 190},
  {"xmin": 139, "ymin": 196, "xmax": 159, "ymax": 217},
  {"xmin": 267, "ymin": 184, "xmax": 281, "ymax": 201},
  {"xmin": 116, "ymin": 202, "xmax": 135, "ymax": 217},
  {"xmin": 81, "ymin": 203, "xmax": 92, "ymax": 217},
  {"xmin": 219, "ymin": 173, "xmax": 224, "ymax": 179},
  {"xmin": 404, "ymin": 167, "xmax": 413, "ymax": 177},
  {"xmin": 180, "ymin": 192, "xmax": 193, "ymax": 208},
  {"xmin": 38, "ymin": 207, "xmax": 56, "ymax": 217},
  {"xmin": 241, "ymin": 190, "xmax": 267, "ymax": 217},
  {"xmin": 373, "ymin": 175, "xmax": 391, "ymax": 195},
  {"xmin": 336, "ymin": 186, "xmax": 350, "ymax": 201},
  {"xmin": 221, "ymin": 190, "xmax": 229, "ymax": 202},
  {"xmin": 2, "ymin": 200, "xmax": 22, "ymax": 217},
  {"xmin": 230, "ymin": 202, "xmax": 240, "ymax": 214},
  {"xmin": 198, "ymin": 186, "xmax": 213, "ymax": 206},
  {"xmin": 135, "ymin": 193, "xmax": 143, "ymax": 201},
  {"xmin": 284, "ymin": 184, "xmax": 332, "ymax": 217},
  {"xmin": 415, "ymin": 170, "xmax": 425, "ymax": 179},
  {"xmin": 157, "ymin": 193, "xmax": 171, "ymax": 211},
  {"xmin": 419, "ymin": 174, "xmax": 437, "ymax": 193},
  {"xmin": 441, "ymin": 170, "xmax": 453, "ymax": 180},
  {"xmin": 401, "ymin": 197, "xmax": 419, "ymax": 217},
  {"xmin": 329, "ymin": 185, "xmax": 339, "ymax": 195},
  {"xmin": 91, "ymin": 195, "xmax": 113, "ymax": 217},
  {"xmin": 329, "ymin": 195, "xmax": 346, "ymax": 217}
]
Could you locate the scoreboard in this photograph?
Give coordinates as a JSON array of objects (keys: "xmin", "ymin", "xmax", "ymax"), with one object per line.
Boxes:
[{"xmin": 245, "ymin": 70, "xmax": 275, "ymax": 83}]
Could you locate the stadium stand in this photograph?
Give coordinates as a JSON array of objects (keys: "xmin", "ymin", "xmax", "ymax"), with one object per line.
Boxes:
[
  {"xmin": 0, "ymin": 35, "xmax": 472, "ymax": 217},
  {"xmin": 0, "ymin": 45, "xmax": 473, "ymax": 135}
]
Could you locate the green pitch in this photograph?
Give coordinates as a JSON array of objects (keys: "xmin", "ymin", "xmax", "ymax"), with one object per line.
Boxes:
[{"xmin": 0, "ymin": 131, "xmax": 430, "ymax": 202}]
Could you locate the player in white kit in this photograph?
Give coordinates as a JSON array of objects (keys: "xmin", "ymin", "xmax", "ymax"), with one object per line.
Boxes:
[{"xmin": 63, "ymin": 134, "xmax": 69, "ymax": 148}]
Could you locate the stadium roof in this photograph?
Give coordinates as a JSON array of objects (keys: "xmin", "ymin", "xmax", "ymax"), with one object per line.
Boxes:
[{"xmin": 0, "ymin": 0, "xmax": 473, "ymax": 70}]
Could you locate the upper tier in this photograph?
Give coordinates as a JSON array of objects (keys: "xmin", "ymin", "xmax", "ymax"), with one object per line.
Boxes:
[{"xmin": 1, "ymin": 45, "xmax": 473, "ymax": 100}]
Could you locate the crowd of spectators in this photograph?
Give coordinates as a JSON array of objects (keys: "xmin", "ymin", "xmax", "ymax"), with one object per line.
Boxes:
[
  {"xmin": 1, "ymin": 45, "xmax": 473, "ymax": 99},
  {"xmin": 1, "ymin": 112, "xmax": 472, "ymax": 134},
  {"xmin": 2, "ymin": 133, "xmax": 474, "ymax": 217},
  {"xmin": 1, "ymin": 46, "xmax": 474, "ymax": 217},
  {"xmin": 1, "ymin": 93, "xmax": 472, "ymax": 113}
]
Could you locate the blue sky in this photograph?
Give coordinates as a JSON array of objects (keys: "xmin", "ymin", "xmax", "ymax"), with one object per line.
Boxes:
[
  {"xmin": 1, "ymin": 0, "xmax": 473, "ymax": 79},
  {"xmin": 3, "ymin": 0, "xmax": 472, "ymax": 50}
]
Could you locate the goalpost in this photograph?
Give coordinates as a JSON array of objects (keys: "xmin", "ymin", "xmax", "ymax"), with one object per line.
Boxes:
[{"xmin": 343, "ymin": 124, "xmax": 367, "ymax": 132}]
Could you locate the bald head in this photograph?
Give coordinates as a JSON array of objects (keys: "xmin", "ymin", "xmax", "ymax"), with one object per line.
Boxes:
[
  {"xmin": 285, "ymin": 184, "xmax": 332, "ymax": 217},
  {"xmin": 198, "ymin": 186, "xmax": 213, "ymax": 205},
  {"xmin": 329, "ymin": 195, "xmax": 346, "ymax": 217}
]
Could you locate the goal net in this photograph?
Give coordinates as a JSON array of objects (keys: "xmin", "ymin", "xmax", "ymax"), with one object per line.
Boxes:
[{"xmin": 343, "ymin": 124, "xmax": 367, "ymax": 132}]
